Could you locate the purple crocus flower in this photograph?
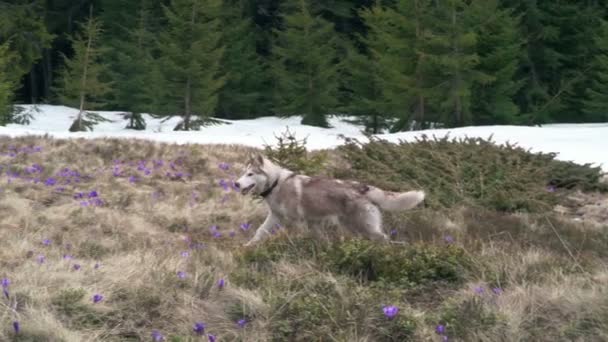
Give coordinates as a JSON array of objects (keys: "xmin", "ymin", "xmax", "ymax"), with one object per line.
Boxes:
[
  {"xmin": 219, "ymin": 162, "xmax": 230, "ymax": 171},
  {"xmin": 229, "ymin": 231, "xmax": 236, "ymax": 238},
  {"xmin": 129, "ymin": 176, "xmax": 138, "ymax": 183},
  {"xmin": 1, "ymin": 278, "xmax": 9, "ymax": 288},
  {"xmin": 218, "ymin": 278, "xmax": 225, "ymax": 290},
  {"xmin": 474, "ymin": 286, "xmax": 485, "ymax": 295},
  {"xmin": 444, "ymin": 235, "xmax": 455, "ymax": 244},
  {"xmin": 94, "ymin": 263, "xmax": 100, "ymax": 269},
  {"xmin": 13, "ymin": 321, "xmax": 20, "ymax": 334},
  {"xmin": 44, "ymin": 177, "xmax": 57, "ymax": 186},
  {"xmin": 73, "ymin": 264, "xmax": 81, "ymax": 271},
  {"xmin": 63, "ymin": 254, "xmax": 73, "ymax": 260},
  {"xmin": 240, "ymin": 223, "xmax": 251, "ymax": 231},
  {"xmin": 88, "ymin": 190, "xmax": 98, "ymax": 198},
  {"xmin": 219, "ymin": 179, "xmax": 229, "ymax": 191},
  {"xmin": 181, "ymin": 251, "xmax": 190, "ymax": 258},
  {"xmin": 208, "ymin": 334, "xmax": 216, "ymax": 342},
  {"xmin": 193, "ymin": 322, "xmax": 205, "ymax": 335},
  {"xmin": 237, "ymin": 318, "xmax": 248, "ymax": 328},
  {"xmin": 93, "ymin": 294, "xmax": 104, "ymax": 303},
  {"xmin": 436, "ymin": 324, "xmax": 446, "ymax": 335},
  {"xmin": 152, "ymin": 330, "xmax": 165, "ymax": 341},
  {"xmin": 213, "ymin": 231, "xmax": 222, "ymax": 238},
  {"xmin": 382, "ymin": 305, "xmax": 399, "ymax": 319},
  {"xmin": 42, "ymin": 239, "xmax": 51, "ymax": 246},
  {"xmin": 390, "ymin": 229, "xmax": 397, "ymax": 236},
  {"xmin": 37, "ymin": 255, "xmax": 46, "ymax": 264},
  {"xmin": 177, "ymin": 271, "xmax": 187, "ymax": 280},
  {"xmin": 492, "ymin": 287, "xmax": 503, "ymax": 295}
]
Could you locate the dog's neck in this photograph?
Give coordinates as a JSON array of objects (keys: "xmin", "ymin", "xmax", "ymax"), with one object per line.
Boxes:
[{"xmin": 258, "ymin": 160, "xmax": 294, "ymax": 199}]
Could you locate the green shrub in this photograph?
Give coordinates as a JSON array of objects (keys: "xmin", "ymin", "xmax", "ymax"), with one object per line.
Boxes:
[
  {"xmin": 336, "ymin": 135, "xmax": 607, "ymax": 212},
  {"xmin": 438, "ymin": 296, "xmax": 505, "ymax": 340},
  {"xmin": 326, "ymin": 239, "xmax": 473, "ymax": 288},
  {"xmin": 263, "ymin": 127, "xmax": 328, "ymax": 175}
]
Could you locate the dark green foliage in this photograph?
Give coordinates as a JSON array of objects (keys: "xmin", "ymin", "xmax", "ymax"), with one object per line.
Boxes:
[
  {"xmin": 237, "ymin": 237, "xmax": 472, "ymax": 288},
  {"xmin": 0, "ymin": 42, "xmax": 14, "ymax": 124},
  {"xmin": 263, "ymin": 127, "xmax": 327, "ymax": 175},
  {"xmin": 156, "ymin": 0, "xmax": 226, "ymax": 131},
  {"xmin": 123, "ymin": 112, "xmax": 146, "ymax": 130},
  {"xmin": 55, "ymin": 10, "xmax": 111, "ymax": 132},
  {"xmin": 216, "ymin": 0, "xmax": 270, "ymax": 119},
  {"xmin": 336, "ymin": 136, "xmax": 606, "ymax": 212},
  {"xmin": 582, "ymin": 19, "xmax": 608, "ymax": 122},
  {"xmin": 271, "ymin": 0, "xmax": 343, "ymax": 127},
  {"xmin": 326, "ymin": 239, "xmax": 472, "ymax": 288}
]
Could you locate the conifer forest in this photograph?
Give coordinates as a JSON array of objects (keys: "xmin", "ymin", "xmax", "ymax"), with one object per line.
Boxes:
[{"xmin": 1, "ymin": 0, "xmax": 608, "ymax": 132}]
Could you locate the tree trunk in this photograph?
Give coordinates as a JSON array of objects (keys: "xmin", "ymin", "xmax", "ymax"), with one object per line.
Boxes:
[
  {"xmin": 29, "ymin": 69, "xmax": 37, "ymax": 104},
  {"xmin": 76, "ymin": 6, "xmax": 94, "ymax": 131},
  {"xmin": 42, "ymin": 49, "xmax": 52, "ymax": 100},
  {"xmin": 184, "ymin": 77, "xmax": 191, "ymax": 131}
]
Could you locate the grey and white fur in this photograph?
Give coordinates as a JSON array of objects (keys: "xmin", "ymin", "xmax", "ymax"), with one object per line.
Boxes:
[{"xmin": 235, "ymin": 154, "xmax": 426, "ymax": 247}]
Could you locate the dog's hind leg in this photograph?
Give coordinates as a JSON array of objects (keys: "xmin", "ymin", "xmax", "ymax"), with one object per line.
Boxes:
[
  {"xmin": 349, "ymin": 203, "xmax": 389, "ymax": 242},
  {"xmin": 244, "ymin": 212, "xmax": 279, "ymax": 247}
]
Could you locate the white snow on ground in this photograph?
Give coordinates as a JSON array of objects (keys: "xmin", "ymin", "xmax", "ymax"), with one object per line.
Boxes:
[{"xmin": 0, "ymin": 104, "xmax": 607, "ymax": 171}]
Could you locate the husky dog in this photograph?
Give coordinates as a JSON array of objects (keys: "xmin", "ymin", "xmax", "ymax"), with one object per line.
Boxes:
[{"xmin": 235, "ymin": 154, "xmax": 426, "ymax": 247}]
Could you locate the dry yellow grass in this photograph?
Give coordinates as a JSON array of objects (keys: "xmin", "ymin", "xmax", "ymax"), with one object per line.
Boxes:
[{"xmin": 0, "ymin": 135, "xmax": 607, "ymax": 341}]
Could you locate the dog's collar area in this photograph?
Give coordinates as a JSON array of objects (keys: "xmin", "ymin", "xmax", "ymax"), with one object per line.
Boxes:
[{"xmin": 260, "ymin": 179, "xmax": 279, "ymax": 198}]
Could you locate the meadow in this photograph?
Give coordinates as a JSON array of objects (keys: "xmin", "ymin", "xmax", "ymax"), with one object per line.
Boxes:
[{"xmin": 0, "ymin": 133, "xmax": 607, "ymax": 342}]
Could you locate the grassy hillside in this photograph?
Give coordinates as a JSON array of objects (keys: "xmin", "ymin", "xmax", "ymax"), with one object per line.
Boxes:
[{"xmin": 0, "ymin": 134, "xmax": 606, "ymax": 341}]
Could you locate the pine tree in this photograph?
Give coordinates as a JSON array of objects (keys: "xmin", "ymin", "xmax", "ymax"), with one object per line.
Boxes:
[
  {"xmin": 582, "ymin": 19, "xmax": 608, "ymax": 122},
  {"xmin": 216, "ymin": 0, "xmax": 269, "ymax": 119},
  {"xmin": 271, "ymin": 0, "xmax": 342, "ymax": 128},
  {"xmin": 157, "ymin": 0, "xmax": 227, "ymax": 131},
  {"xmin": 107, "ymin": 0, "xmax": 158, "ymax": 129},
  {"xmin": 0, "ymin": 42, "xmax": 15, "ymax": 125},
  {"xmin": 55, "ymin": 8, "xmax": 111, "ymax": 132},
  {"xmin": 468, "ymin": 0, "xmax": 524, "ymax": 125},
  {"xmin": 0, "ymin": 1, "xmax": 53, "ymax": 103}
]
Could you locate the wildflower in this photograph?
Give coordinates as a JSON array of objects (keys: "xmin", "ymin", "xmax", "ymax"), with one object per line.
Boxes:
[
  {"xmin": 492, "ymin": 287, "xmax": 503, "ymax": 295},
  {"xmin": 208, "ymin": 334, "xmax": 216, "ymax": 342},
  {"xmin": 390, "ymin": 229, "xmax": 397, "ymax": 236},
  {"xmin": 474, "ymin": 286, "xmax": 485, "ymax": 295},
  {"xmin": 13, "ymin": 321, "xmax": 19, "ymax": 334},
  {"xmin": 382, "ymin": 305, "xmax": 399, "ymax": 319},
  {"xmin": 547, "ymin": 185, "xmax": 556, "ymax": 192},
  {"xmin": 37, "ymin": 255, "xmax": 45, "ymax": 264},
  {"xmin": 181, "ymin": 251, "xmax": 190, "ymax": 258},
  {"xmin": 92, "ymin": 294, "xmax": 104, "ymax": 303},
  {"xmin": 436, "ymin": 324, "xmax": 446, "ymax": 335},
  {"xmin": 177, "ymin": 271, "xmax": 187, "ymax": 280},
  {"xmin": 1, "ymin": 278, "xmax": 9, "ymax": 288},
  {"xmin": 152, "ymin": 330, "xmax": 165, "ymax": 341},
  {"xmin": 219, "ymin": 179, "xmax": 229, "ymax": 191},
  {"xmin": 88, "ymin": 190, "xmax": 98, "ymax": 198},
  {"xmin": 42, "ymin": 239, "xmax": 51, "ymax": 246},
  {"xmin": 444, "ymin": 235, "xmax": 455, "ymax": 244},
  {"xmin": 44, "ymin": 177, "xmax": 57, "ymax": 186},
  {"xmin": 213, "ymin": 231, "xmax": 222, "ymax": 238},
  {"xmin": 129, "ymin": 175, "xmax": 138, "ymax": 183},
  {"xmin": 73, "ymin": 264, "xmax": 81, "ymax": 271},
  {"xmin": 193, "ymin": 322, "xmax": 206, "ymax": 335},
  {"xmin": 94, "ymin": 263, "xmax": 100, "ymax": 269},
  {"xmin": 229, "ymin": 231, "xmax": 236, "ymax": 238},
  {"xmin": 219, "ymin": 162, "xmax": 230, "ymax": 171},
  {"xmin": 237, "ymin": 318, "xmax": 247, "ymax": 328},
  {"xmin": 218, "ymin": 278, "xmax": 225, "ymax": 290},
  {"xmin": 240, "ymin": 223, "xmax": 251, "ymax": 231}
]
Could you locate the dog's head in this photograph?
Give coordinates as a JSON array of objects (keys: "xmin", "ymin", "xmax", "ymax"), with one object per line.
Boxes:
[{"xmin": 235, "ymin": 153, "xmax": 270, "ymax": 196}]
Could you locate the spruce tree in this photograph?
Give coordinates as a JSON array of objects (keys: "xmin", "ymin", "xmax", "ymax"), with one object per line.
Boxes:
[
  {"xmin": 271, "ymin": 0, "xmax": 342, "ymax": 128},
  {"xmin": 217, "ymin": 0, "xmax": 269, "ymax": 119},
  {"xmin": 107, "ymin": 0, "xmax": 158, "ymax": 129},
  {"xmin": 55, "ymin": 8, "xmax": 111, "ymax": 132},
  {"xmin": 157, "ymin": 0, "xmax": 226, "ymax": 131},
  {"xmin": 468, "ymin": 0, "xmax": 524, "ymax": 125},
  {"xmin": 0, "ymin": 42, "xmax": 14, "ymax": 125},
  {"xmin": 582, "ymin": 19, "xmax": 608, "ymax": 122}
]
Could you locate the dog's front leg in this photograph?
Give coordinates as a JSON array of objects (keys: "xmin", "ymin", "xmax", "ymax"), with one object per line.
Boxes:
[{"xmin": 244, "ymin": 212, "xmax": 278, "ymax": 247}]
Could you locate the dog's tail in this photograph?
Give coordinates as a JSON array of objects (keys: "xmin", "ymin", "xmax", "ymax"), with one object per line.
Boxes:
[{"xmin": 364, "ymin": 186, "xmax": 425, "ymax": 211}]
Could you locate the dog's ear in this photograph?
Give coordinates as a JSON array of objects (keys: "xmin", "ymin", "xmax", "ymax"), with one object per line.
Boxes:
[{"xmin": 256, "ymin": 153, "xmax": 264, "ymax": 166}]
